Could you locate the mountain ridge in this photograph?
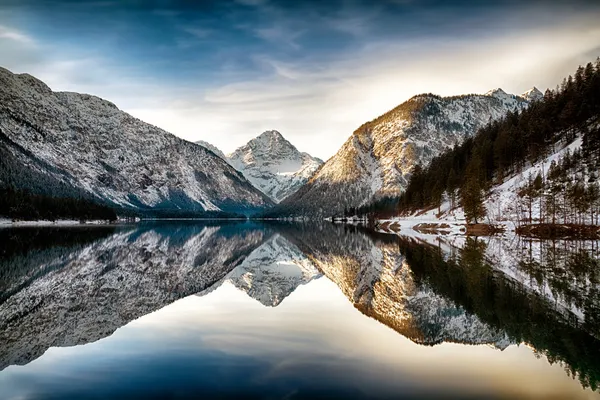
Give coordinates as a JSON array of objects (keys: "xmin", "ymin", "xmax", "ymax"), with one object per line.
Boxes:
[
  {"xmin": 273, "ymin": 89, "xmax": 533, "ymax": 216},
  {"xmin": 0, "ymin": 67, "xmax": 273, "ymax": 217}
]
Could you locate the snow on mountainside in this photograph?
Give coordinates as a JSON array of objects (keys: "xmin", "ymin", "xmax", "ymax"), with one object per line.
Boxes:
[
  {"xmin": 0, "ymin": 67, "xmax": 272, "ymax": 214},
  {"xmin": 279, "ymin": 89, "xmax": 534, "ymax": 216},
  {"xmin": 195, "ymin": 140, "xmax": 228, "ymax": 161},
  {"xmin": 223, "ymin": 130, "xmax": 323, "ymax": 202},
  {"xmin": 520, "ymin": 87, "xmax": 544, "ymax": 102},
  {"xmin": 386, "ymin": 134, "xmax": 587, "ymax": 230}
]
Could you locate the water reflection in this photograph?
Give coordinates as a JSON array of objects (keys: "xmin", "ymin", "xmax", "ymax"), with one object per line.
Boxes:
[
  {"xmin": 0, "ymin": 222, "xmax": 268, "ymax": 369},
  {"xmin": 395, "ymin": 234, "xmax": 600, "ymax": 391},
  {"xmin": 0, "ymin": 222, "xmax": 599, "ymax": 399}
]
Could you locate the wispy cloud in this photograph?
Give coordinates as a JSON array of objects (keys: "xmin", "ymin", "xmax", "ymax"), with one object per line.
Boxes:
[
  {"xmin": 0, "ymin": 25, "xmax": 34, "ymax": 44},
  {"xmin": 254, "ymin": 25, "xmax": 305, "ymax": 50},
  {"xmin": 134, "ymin": 14, "xmax": 600, "ymax": 159},
  {"xmin": 183, "ymin": 27, "xmax": 213, "ymax": 39},
  {"xmin": 1, "ymin": 1, "xmax": 599, "ymax": 160}
]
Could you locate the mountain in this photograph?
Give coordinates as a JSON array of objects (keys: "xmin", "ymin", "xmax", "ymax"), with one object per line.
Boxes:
[
  {"xmin": 275, "ymin": 90, "xmax": 532, "ymax": 216},
  {"xmin": 520, "ymin": 86, "xmax": 544, "ymax": 102},
  {"xmin": 222, "ymin": 130, "xmax": 323, "ymax": 203},
  {"xmin": 390, "ymin": 60, "xmax": 600, "ymax": 225},
  {"xmin": 198, "ymin": 233, "xmax": 321, "ymax": 306},
  {"xmin": 0, "ymin": 67, "xmax": 272, "ymax": 217},
  {"xmin": 195, "ymin": 140, "xmax": 228, "ymax": 161}
]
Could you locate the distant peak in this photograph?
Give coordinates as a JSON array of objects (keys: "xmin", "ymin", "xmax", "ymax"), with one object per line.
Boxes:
[
  {"xmin": 250, "ymin": 130, "xmax": 292, "ymax": 149},
  {"xmin": 257, "ymin": 130, "xmax": 284, "ymax": 140},
  {"xmin": 485, "ymin": 88, "xmax": 508, "ymax": 97},
  {"xmin": 520, "ymin": 86, "xmax": 543, "ymax": 101}
]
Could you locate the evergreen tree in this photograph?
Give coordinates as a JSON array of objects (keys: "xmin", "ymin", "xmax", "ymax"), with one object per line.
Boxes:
[{"xmin": 461, "ymin": 158, "xmax": 487, "ymax": 224}]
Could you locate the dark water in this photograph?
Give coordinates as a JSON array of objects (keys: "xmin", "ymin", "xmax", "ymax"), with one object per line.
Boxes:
[{"xmin": 0, "ymin": 222, "xmax": 599, "ymax": 400}]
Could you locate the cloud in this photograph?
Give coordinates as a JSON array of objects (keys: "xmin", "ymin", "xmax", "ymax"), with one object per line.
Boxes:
[
  {"xmin": 0, "ymin": 25, "xmax": 34, "ymax": 44},
  {"xmin": 129, "ymin": 14, "xmax": 600, "ymax": 160},
  {"xmin": 1, "ymin": 1, "xmax": 600, "ymax": 161},
  {"xmin": 183, "ymin": 27, "xmax": 213, "ymax": 39},
  {"xmin": 254, "ymin": 25, "xmax": 304, "ymax": 50}
]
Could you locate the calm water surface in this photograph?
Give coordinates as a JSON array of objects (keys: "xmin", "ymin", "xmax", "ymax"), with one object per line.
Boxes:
[{"xmin": 0, "ymin": 222, "xmax": 599, "ymax": 399}]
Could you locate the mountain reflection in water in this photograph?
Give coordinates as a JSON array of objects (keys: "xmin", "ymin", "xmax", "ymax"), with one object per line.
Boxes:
[{"xmin": 0, "ymin": 222, "xmax": 599, "ymax": 400}]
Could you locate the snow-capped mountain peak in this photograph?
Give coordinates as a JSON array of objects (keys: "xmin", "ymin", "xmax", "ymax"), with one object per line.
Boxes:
[
  {"xmin": 520, "ymin": 86, "xmax": 544, "ymax": 102},
  {"xmin": 256, "ymin": 129, "xmax": 285, "ymax": 142},
  {"xmin": 231, "ymin": 130, "xmax": 301, "ymax": 165},
  {"xmin": 222, "ymin": 130, "xmax": 323, "ymax": 203},
  {"xmin": 485, "ymin": 88, "xmax": 508, "ymax": 98}
]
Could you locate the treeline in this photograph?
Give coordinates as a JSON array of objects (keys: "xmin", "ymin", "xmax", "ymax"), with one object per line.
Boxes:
[
  {"xmin": 0, "ymin": 186, "xmax": 117, "ymax": 221},
  {"xmin": 353, "ymin": 195, "xmax": 401, "ymax": 219},
  {"xmin": 402, "ymin": 58, "xmax": 600, "ymax": 222},
  {"xmin": 0, "ymin": 133, "xmax": 118, "ymax": 221},
  {"xmin": 515, "ymin": 149, "xmax": 600, "ymax": 226},
  {"xmin": 362, "ymin": 58, "xmax": 600, "ymax": 222}
]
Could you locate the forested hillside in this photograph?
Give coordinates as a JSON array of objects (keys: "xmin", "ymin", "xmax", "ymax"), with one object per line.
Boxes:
[
  {"xmin": 0, "ymin": 129, "xmax": 117, "ymax": 221},
  {"xmin": 363, "ymin": 58, "xmax": 600, "ymax": 224},
  {"xmin": 269, "ymin": 86, "xmax": 532, "ymax": 218}
]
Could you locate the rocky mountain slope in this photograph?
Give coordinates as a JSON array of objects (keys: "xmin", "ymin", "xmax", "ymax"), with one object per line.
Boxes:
[
  {"xmin": 277, "ymin": 89, "xmax": 534, "ymax": 216},
  {"xmin": 0, "ymin": 67, "xmax": 272, "ymax": 215},
  {"xmin": 195, "ymin": 140, "xmax": 228, "ymax": 161},
  {"xmin": 198, "ymin": 131, "xmax": 323, "ymax": 203}
]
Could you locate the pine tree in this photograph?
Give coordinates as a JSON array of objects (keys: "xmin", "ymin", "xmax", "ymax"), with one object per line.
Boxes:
[
  {"xmin": 461, "ymin": 157, "xmax": 487, "ymax": 224},
  {"xmin": 446, "ymin": 167, "xmax": 457, "ymax": 209}
]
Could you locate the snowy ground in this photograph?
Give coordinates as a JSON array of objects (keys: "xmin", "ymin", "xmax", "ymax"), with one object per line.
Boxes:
[{"xmin": 378, "ymin": 136, "xmax": 585, "ymax": 235}]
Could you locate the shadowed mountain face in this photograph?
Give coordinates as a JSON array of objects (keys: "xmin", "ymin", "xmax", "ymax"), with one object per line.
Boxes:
[
  {"xmin": 0, "ymin": 67, "xmax": 272, "ymax": 215},
  {"xmin": 1, "ymin": 222, "xmax": 599, "ymax": 391}
]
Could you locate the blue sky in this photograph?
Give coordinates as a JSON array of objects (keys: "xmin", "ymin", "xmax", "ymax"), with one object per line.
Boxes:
[{"xmin": 1, "ymin": 0, "xmax": 600, "ymax": 159}]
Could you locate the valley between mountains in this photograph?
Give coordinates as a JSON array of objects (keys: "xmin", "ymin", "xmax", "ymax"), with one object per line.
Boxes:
[{"xmin": 1, "ymin": 59, "xmax": 599, "ymax": 235}]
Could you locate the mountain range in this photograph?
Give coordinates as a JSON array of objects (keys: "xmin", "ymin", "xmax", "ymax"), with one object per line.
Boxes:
[
  {"xmin": 275, "ymin": 87, "xmax": 540, "ymax": 216},
  {"xmin": 0, "ymin": 67, "xmax": 271, "ymax": 217},
  {"xmin": 196, "ymin": 130, "xmax": 323, "ymax": 203},
  {"xmin": 0, "ymin": 64, "xmax": 547, "ymax": 219}
]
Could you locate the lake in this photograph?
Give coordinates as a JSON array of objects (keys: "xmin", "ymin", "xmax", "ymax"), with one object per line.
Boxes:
[{"xmin": 0, "ymin": 222, "xmax": 599, "ymax": 400}]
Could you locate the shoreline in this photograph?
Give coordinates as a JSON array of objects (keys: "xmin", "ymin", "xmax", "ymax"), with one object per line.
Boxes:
[{"xmin": 0, "ymin": 219, "xmax": 119, "ymax": 228}]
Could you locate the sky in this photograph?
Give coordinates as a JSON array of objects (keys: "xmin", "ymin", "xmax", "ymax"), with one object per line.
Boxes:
[{"xmin": 0, "ymin": 0, "xmax": 599, "ymax": 160}]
